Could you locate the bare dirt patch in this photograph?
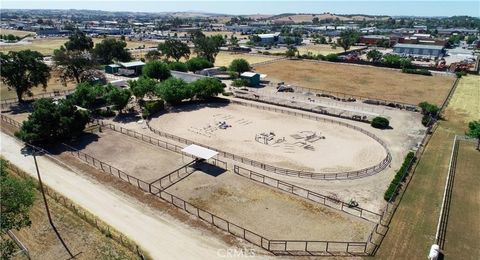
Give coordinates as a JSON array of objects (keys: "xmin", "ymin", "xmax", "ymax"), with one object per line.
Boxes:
[
  {"xmin": 68, "ymin": 129, "xmax": 187, "ymax": 183},
  {"xmin": 166, "ymin": 170, "xmax": 374, "ymax": 241},
  {"xmin": 149, "ymin": 102, "xmax": 387, "ymax": 173},
  {"xmin": 254, "ymin": 59, "xmax": 455, "ymax": 105}
]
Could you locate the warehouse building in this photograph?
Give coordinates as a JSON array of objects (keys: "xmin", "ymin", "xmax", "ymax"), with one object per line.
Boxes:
[{"xmin": 393, "ymin": 43, "xmax": 445, "ymax": 58}]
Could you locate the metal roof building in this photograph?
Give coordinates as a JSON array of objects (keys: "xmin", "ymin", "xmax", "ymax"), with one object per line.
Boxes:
[{"xmin": 393, "ymin": 43, "xmax": 445, "ymax": 58}]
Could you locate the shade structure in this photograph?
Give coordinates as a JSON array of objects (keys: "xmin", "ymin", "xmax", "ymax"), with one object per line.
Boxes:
[{"xmin": 181, "ymin": 144, "xmax": 218, "ymax": 160}]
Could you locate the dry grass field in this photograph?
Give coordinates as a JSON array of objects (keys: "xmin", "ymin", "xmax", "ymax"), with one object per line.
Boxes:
[
  {"xmin": 443, "ymin": 140, "xmax": 480, "ymax": 259},
  {"xmin": 0, "ymin": 37, "xmax": 155, "ymax": 55},
  {"xmin": 446, "ymin": 75, "xmax": 480, "ymax": 122},
  {"xmin": 297, "ymin": 44, "xmax": 363, "ymax": 56},
  {"xmin": 214, "ymin": 52, "xmax": 279, "ymax": 67},
  {"xmin": 0, "ymin": 29, "xmax": 35, "ymax": 37},
  {"xmin": 0, "ymin": 76, "xmax": 76, "ymax": 101},
  {"xmin": 68, "ymin": 129, "xmax": 186, "ymax": 183},
  {"xmin": 166, "ymin": 170, "xmax": 374, "ymax": 242},
  {"xmin": 3, "ymin": 162, "xmax": 138, "ymax": 260},
  {"xmin": 372, "ymin": 76, "xmax": 479, "ymax": 259},
  {"xmin": 149, "ymin": 102, "xmax": 387, "ymax": 173},
  {"xmin": 254, "ymin": 59, "xmax": 455, "ymax": 105}
]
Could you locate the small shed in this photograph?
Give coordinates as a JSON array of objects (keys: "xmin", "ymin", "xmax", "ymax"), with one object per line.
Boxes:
[
  {"xmin": 118, "ymin": 61, "xmax": 145, "ymax": 76},
  {"xmin": 105, "ymin": 64, "xmax": 121, "ymax": 74},
  {"xmin": 240, "ymin": 72, "xmax": 260, "ymax": 87}
]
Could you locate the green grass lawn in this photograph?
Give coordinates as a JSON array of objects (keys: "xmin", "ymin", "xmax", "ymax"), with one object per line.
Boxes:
[{"xmin": 372, "ymin": 75, "xmax": 479, "ymax": 259}]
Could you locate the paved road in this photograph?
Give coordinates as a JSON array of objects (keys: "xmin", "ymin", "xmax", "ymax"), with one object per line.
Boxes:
[{"xmin": 1, "ymin": 132, "xmax": 261, "ymax": 259}]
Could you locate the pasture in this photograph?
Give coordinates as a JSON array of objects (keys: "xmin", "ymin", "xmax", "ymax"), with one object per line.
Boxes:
[
  {"xmin": 443, "ymin": 140, "xmax": 480, "ymax": 259},
  {"xmin": 214, "ymin": 52, "xmax": 280, "ymax": 67},
  {"xmin": 374, "ymin": 75, "xmax": 480, "ymax": 259},
  {"xmin": 254, "ymin": 59, "xmax": 456, "ymax": 105},
  {"xmin": 0, "ymin": 37, "xmax": 156, "ymax": 55},
  {"xmin": 0, "ymin": 29, "xmax": 35, "ymax": 37}
]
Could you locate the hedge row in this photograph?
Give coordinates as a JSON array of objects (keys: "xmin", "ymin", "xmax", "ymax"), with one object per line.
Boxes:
[
  {"xmin": 401, "ymin": 68, "xmax": 432, "ymax": 76},
  {"xmin": 384, "ymin": 152, "xmax": 416, "ymax": 201}
]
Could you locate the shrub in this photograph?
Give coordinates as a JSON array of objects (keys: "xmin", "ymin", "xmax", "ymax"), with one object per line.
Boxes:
[
  {"xmin": 186, "ymin": 57, "xmax": 213, "ymax": 72},
  {"xmin": 418, "ymin": 101, "xmax": 440, "ymax": 117},
  {"xmin": 168, "ymin": 61, "xmax": 188, "ymax": 72},
  {"xmin": 384, "ymin": 152, "xmax": 415, "ymax": 201},
  {"xmin": 455, "ymin": 71, "xmax": 467, "ymax": 78},
  {"xmin": 232, "ymin": 79, "xmax": 249, "ymax": 87},
  {"xmin": 402, "ymin": 68, "xmax": 432, "ymax": 76},
  {"xmin": 371, "ymin": 117, "xmax": 390, "ymax": 129},
  {"xmin": 422, "ymin": 114, "xmax": 434, "ymax": 127},
  {"xmin": 324, "ymin": 53, "xmax": 338, "ymax": 62}
]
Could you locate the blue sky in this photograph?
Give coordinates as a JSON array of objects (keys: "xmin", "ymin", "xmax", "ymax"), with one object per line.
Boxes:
[{"xmin": 2, "ymin": 1, "xmax": 479, "ymax": 17}]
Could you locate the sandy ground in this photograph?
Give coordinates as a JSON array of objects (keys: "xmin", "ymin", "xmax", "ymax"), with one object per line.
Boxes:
[
  {"xmin": 254, "ymin": 59, "xmax": 456, "ymax": 105},
  {"xmin": 104, "ymin": 97, "xmax": 426, "ymax": 213},
  {"xmin": 167, "ymin": 170, "xmax": 374, "ymax": 242},
  {"xmin": 68, "ymin": 129, "xmax": 186, "ymax": 183},
  {"xmin": 149, "ymin": 103, "xmax": 387, "ymax": 173},
  {"xmin": 1, "ymin": 132, "xmax": 262, "ymax": 260}
]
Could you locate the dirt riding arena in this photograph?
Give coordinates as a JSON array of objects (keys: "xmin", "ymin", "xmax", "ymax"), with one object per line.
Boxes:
[
  {"xmin": 148, "ymin": 102, "xmax": 388, "ymax": 173},
  {"xmin": 67, "ymin": 129, "xmax": 187, "ymax": 183},
  {"xmin": 254, "ymin": 59, "xmax": 456, "ymax": 105},
  {"xmin": 166, "ymin": 170, "xmax": 374, "ymax": 241}
]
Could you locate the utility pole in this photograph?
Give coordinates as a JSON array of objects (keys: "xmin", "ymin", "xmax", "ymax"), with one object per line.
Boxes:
[{"xmin": 32, "ymin": 152, "xmax": 81, "ymax": 259}]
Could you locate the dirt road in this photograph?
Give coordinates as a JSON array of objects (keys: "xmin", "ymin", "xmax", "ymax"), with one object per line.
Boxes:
[{"xmin": 0, "ymin": 132, "xmax": 263, "ymax": 259}]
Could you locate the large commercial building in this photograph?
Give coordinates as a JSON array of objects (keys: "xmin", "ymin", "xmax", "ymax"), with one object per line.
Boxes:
[{"xmin": 393, "ymin": 43, "xmax": 445, "ymax": 58}]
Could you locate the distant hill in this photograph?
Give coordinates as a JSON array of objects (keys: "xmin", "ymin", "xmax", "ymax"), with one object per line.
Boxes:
[{"xmin": 264, "ymin": 13, "xmax": 390, "ymax": 23}]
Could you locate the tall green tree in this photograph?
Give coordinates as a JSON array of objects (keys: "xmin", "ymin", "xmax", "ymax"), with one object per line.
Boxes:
[
  {"xmin": 285, "ymin": 46, "xmax": 298, "ymax": 58},
  {"xmin": 155, "ymin": 78, "xmax": 192, "ymax": 104},
  {"xmin": 64, "ymin": 29, "xmax": 94, "ymax": 51},
  {"xmin": 466, "ymin": 120, "xmax": 480, "ymax": 150},
  {"xmin": 337, "ymin": 29, "xmax": 360, "ymax": 52},
  {"xmin": 0, "ymin": 50, "xmax": 51, "ymax": 102},
  {"xmin": 228, "ymin": 59, "xmax": 250, "ymax": 75},
  {"xmin": 15, "ymin": 98, "xmax": 90, "ymax": 144},
  {"xmin": 367, "ymin": 49, "xmax": 383, "ymax": 63},
  {"xmin": 185, "ymin": 57, "xmax": 213, "ymax": 72},
  {"xmin": 69, "ymin": 82, "xmax": 106, "ymax": 108},
  {"xmin": 158, "ymin": 39, "xmax": 190, "ymax": 62},
  {"xmin": 128, "ymin": 76, "xmax": 157, "ymax": 101},
  {"xmin": 190, "ymin": 77, "xmax": 225, "ymax": 100},
  {"xmin": 192, "ymin": 32, "xmax": 225, "ymax": 63},
  {"xmin": 105, "ymin": 87, "xmax": 131, "ymax": 112},
  {"xmin": 53, "ymin": 46, "xmax": 97, "ymax": 84},
  {"xmin": 93, "ymin": 38, "xmax": 131, "ymax": 64},
  {"xmin": 0, "ymin": 159, "xmax": 35, "ymax": 259},
  {"xmin": 145, "ymin": 49, "xmax": 162, "ymax": 61},
  {"xmin": 142, "ymin": 60, "xmax": 171, "ymax": 81}
]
